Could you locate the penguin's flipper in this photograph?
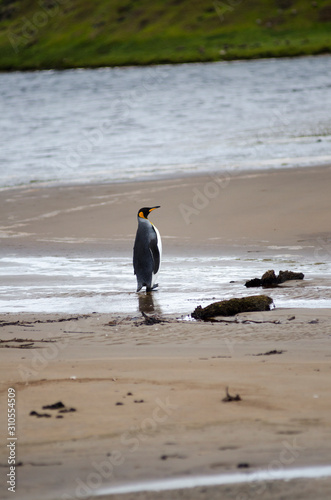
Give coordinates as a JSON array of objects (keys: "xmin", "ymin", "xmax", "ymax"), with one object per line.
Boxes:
[{"xmin": 149, "ymin": 235, "xmax": 160, "ymax": 274}]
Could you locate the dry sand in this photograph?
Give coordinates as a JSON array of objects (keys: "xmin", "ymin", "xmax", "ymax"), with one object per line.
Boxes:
[{"xmin": 0, "ymin": 165, "xmax": 331, "ymax": 499}]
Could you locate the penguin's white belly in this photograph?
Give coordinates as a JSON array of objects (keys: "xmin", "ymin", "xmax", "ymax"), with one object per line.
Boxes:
[{"xmin": 151, "ymin": 224, "xmax": 162, "ymax": 288}]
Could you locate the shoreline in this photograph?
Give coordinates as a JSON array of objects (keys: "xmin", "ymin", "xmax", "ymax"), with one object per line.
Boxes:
[
  {"xmin": 1, "ymin": 160, "xmax": 331, "ymax": 195},
  {"xmin": 1, "ymin": 51, "xmax": 331, "ymax": 73}
]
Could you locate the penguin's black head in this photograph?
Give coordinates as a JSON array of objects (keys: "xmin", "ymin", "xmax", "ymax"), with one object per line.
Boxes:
[{"xmin": 137, "ymin": 206, "xmax": 160, "ymax": 219}]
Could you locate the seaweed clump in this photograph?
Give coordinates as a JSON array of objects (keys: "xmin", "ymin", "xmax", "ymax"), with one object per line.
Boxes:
[{"xmin": 192, "ymin": 295, "xmax": 273, "ymax": 321}]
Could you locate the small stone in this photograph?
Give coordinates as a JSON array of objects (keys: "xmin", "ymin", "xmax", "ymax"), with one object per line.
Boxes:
[{"xmin": 237, "ymin": 462, "xmax": 250, "ymax": 468}]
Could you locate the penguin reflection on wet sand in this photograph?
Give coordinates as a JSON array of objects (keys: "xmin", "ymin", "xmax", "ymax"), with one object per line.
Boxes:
[{"xmin": 133, "ymin": 206, "xmax": 162, "ymax": 292}]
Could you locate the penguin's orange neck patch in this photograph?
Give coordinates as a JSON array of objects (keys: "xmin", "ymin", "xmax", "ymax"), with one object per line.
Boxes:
[{"xmin": 138, "ymin": 211, "xmax": 146, "ymax": 219}]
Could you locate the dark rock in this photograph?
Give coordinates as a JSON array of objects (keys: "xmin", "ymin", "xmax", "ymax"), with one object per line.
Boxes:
[
  {"xmin": 192, "ymin": 295, "xmax": 273, "ymax": 321},
  {"xmin": 245, "ymin": 269, "xmax": 304, "ymax": 288},
  {"xmin": 277, "ymin": 270, "xmax": 304, "ymax": 283},
  {"xmin": 245, "ymin": 278, "xmax": 262, "ymax": 288},
  {"xmin": 261, "ymin": 270, "xmax": 278, "ymax": 287},
  {"xmin": 237, "ymin": 462, "xmax": 250, "ymax": 468}
]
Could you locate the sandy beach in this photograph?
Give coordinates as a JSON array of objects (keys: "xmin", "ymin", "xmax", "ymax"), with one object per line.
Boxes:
[{"xmin": 1, "ymin": 165, "xmax": 331, "ymax": 499}]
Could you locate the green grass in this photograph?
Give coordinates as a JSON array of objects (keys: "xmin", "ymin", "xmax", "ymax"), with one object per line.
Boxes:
[{"xmin": 0, "ymin": 0, "xmax": 330, "ymax": 70}]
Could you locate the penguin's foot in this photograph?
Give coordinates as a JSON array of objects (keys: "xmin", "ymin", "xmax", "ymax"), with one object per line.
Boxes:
[{"xmin": 146, "ymin": 283, "xmax": 158, "ymax": 292}]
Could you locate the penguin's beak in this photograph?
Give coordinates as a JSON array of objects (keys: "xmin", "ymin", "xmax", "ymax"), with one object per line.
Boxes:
[{"xmin": 149, "ymin": 206, "xmax": 160, "ymax": 213}]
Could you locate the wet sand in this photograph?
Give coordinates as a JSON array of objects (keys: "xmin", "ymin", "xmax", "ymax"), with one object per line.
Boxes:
[
  {"xmin": 0, "ymin": 165, "xmax": 331, "ymax": 499},
  {"xmin": 0, "ymin": 165, "xmax": 330, "ymax": 257}
]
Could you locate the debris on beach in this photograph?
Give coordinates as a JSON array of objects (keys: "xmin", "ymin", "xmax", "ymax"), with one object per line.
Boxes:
[
  {"xmin": 191, "ymin": 295, "xmax": 273, "ymax": 321},
  {"xmin": 253, "ymin": 349, "xmax": 285, "ymax": 356},
  {"xmin": 30, "ymin": 402, "xmax": 76, "ymax": 418},
  {"xmin": 133, "ymin": 311, "xmax": 169, "ymax": 326},
  {"xmin": 141, "ymin": 311, "xmax": 164, "ymax": 325},
  {"xmin": 160, "ymin": 454, "xmax": 187, "ymax": 460},
  {"xmin": 245, "ymin": 269, "xmax": 304, "ymax": 288},
  {"xmin": 42, "ymin": 401, "xmax": 65, "ymax": 410},
  {"xmin": 0, "ymin": 337, "xmax": 55, "ymax": 349},
  {"xmin": 222, "ymin": 387, "xmax": 242, "ymax": 402},
  {"xmin": 29, "ymin": 411, "xmax": 51, "ymax": 418}
]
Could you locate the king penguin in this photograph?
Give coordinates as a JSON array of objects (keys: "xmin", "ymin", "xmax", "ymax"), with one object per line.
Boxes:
[{"xmin": 133, "ymin": 206, "xmax": 162, "ymax": 292}]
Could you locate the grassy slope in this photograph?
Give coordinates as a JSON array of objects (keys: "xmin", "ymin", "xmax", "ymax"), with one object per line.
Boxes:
[{"xmin": 0, "ymin": 0, "xmax": 330, "ymax": 70}]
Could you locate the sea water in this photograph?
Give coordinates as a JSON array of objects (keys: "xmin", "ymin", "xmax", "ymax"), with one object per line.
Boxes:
[
  {"xmin": 0, "ymin": 252, "xmax": 330, "ymax": 313},
  {"xmin": 1, "ymin": 55, "xmax": 331, "ymax": 188}
]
